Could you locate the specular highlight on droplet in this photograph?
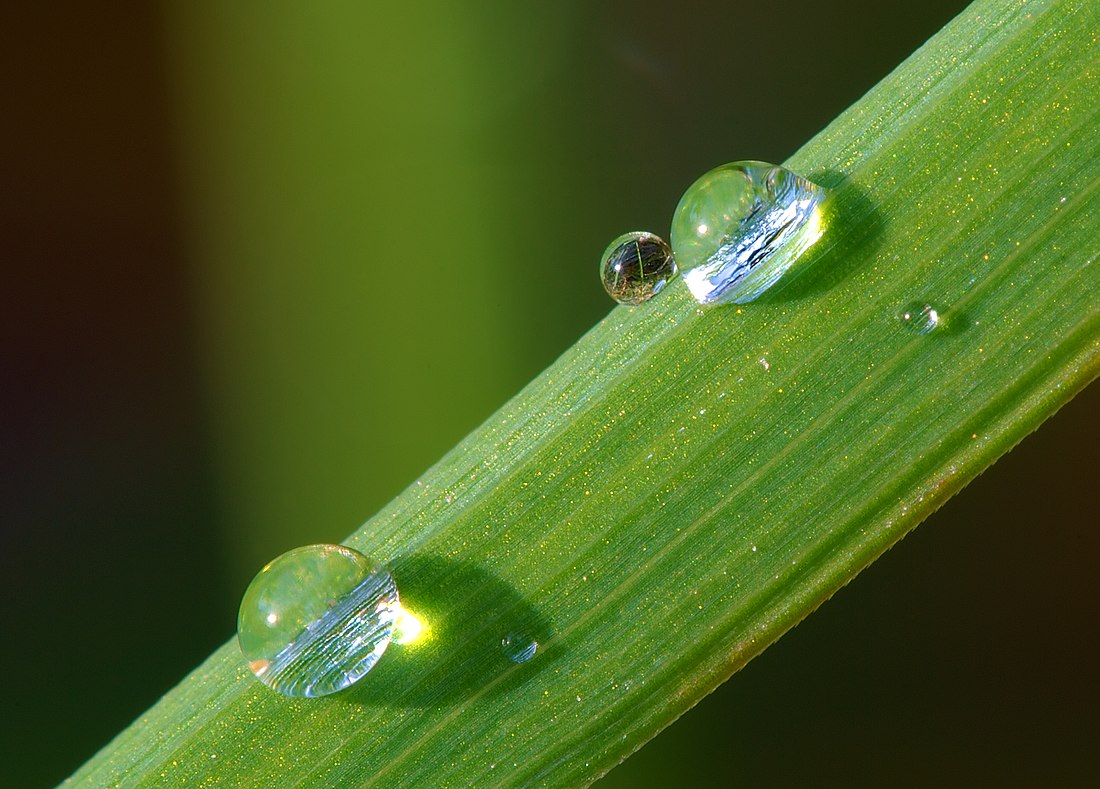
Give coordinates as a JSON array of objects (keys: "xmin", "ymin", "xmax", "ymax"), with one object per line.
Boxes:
[
  {"xmin": 671, "ymin": 161, "xmax": 828, "ymax": 305},
  {"xmin": 237, "ymin": 544, "xmax": 400, "ymax": 698}
]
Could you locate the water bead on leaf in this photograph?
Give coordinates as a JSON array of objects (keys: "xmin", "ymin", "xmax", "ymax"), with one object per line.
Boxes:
[
  {"xmin": 501, "ymin": 631, "xmax": 539, "ymax": 664},
  {"xmin": 899, "ymin": 302, "xmax": 941, "ymax": 334},
  {"xmin": 237, "ymin": 544, "xmax": 400, "ymax": 698},
  {"xmin": 599, "ymin": 231, "xmax": 678, "ymax": 305},
  {"xmin": 670, "ymin": 161, "xmax": 828, "ymax": 305}
]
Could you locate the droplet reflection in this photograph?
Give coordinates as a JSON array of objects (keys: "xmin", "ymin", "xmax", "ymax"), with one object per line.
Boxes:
[
  {"xmin": 599, "ymin": 231, "xmax": 678, "ymax": 305},
  {"xmin": 671, "ymin": 160, "xmax": 828, "ymax": 305},
  {"xmin": 237, "ymin": 544, "xmax": 400, "ymax": 698}
]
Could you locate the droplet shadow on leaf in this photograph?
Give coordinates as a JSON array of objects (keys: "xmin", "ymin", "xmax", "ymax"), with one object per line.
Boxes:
[
  {"xmin": 344, "ymin": 555, "xmax": 554, "ymax": 707},
  {"xmin": 753, "ymin": 169, "xmax": 881, "ymax": 304},
  {"xmin": 937, "ymin": 307, "xmax": 971, "ymax": 335}
]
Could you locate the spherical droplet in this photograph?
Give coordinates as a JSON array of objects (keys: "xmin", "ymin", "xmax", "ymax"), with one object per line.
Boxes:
[
  {"xmin": 670, "ymin": 160, "xmax": 828, "ymax": 305},
  {"xmin": 599, "ymin": 231, "xmax": 678, "ymax": 305},
  {"xmin": 501, "ymin": 632, "xmax": 539, "ymax": 663},
  {"xmin": 237, "ymin": 544, "xmax": 400, "ymax": 698},
  {"xmin": 899, "ymin": 302, "xmax": 941, "ymax": 334}
]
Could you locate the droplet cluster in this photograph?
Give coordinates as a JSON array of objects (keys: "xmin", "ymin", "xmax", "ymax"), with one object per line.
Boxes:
[
  {"xmin": 240, "ymin": 157, "xmax": 832, "ymax": 699},
  {"xmin": 599, "ymin": 160, "xmax": 827, "ymax": 306}
]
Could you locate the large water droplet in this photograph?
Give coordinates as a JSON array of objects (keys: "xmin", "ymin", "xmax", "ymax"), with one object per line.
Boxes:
[
  {"xmin": 501, "ymin": 632, "xmax": 539, "ymax": 663},
  {"xmin": 237, "ymin": 544, "xmax": 400, "ymax": 698},
  {"xmin": 899, "ymin": 302, "xmax": 941, "ymax": 334},
  {"xmin": 600, "ymin": 231, "xmax": 678, "ymax": 305},
  {"xmin": 670, "ymin": 161, "xmax": 827, "ymax": 305}
]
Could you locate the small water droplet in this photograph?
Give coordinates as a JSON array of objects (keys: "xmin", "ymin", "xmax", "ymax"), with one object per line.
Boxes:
[
  {"xmin": 899, "ymin": 302, "xmax": 941, "ymax": 334},
  {"xmin": 501, "ymin": 632, "xmax": 539, "ymax": 664},
  {"xmin": 599, "ymin": 231, "xmax": 678, "ymax": 305},
  {"xmin": 237, "ymin": 544, "xmax": 400, "ymax": 697},
  {"xmin": 671, "ymin": 161, "xmax": 828, "ymax": 304}
]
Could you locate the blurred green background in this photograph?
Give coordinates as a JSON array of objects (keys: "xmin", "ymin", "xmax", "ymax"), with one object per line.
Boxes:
[{"xmin": 2, "ymin": 1, "xmax": 1096, "ymax": 786}]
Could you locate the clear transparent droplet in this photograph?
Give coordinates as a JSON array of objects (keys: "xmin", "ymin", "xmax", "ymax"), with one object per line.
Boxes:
[
  {"xmin": 501, "ymin": 632, "xmax": 539, "ymax": 663},
  {"xmin": 899, "ymin": 302, "xmax": 941, "ymax": 334},
  {"xmin": 599, "ymin": 231, "xmax": 678, "ymax": 305},
  {"xmin": 670, "ymin": 160, "xmax": 828, "ymax": 305},
  {"xmin": 237, "ymin": 544, "xmax": 400, "ymax": 698}
]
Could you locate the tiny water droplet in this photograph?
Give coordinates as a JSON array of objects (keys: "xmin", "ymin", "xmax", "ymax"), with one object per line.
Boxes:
[
  {"xmin": 237, "ymin": 544, "xmax": 400, "ymax": 697},
  {"xmin": 501, "ymin": 632, "xmax": 539, "ymax": 663},
  {"xmin": 671, "ymin": 161, "xmax": 828, "ymax": 305},
  {"xmin": 600, "ymin": 231, "xmax": 678, "ymax": 305},
  {"xmin": 899, "ymin": 302, "xmax": 941, "ymax": 334}
]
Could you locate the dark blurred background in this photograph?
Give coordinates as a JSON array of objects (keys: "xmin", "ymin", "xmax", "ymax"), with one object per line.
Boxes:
[{"xmin": 2, "ymin": 2, "xmax": 1095, "ymax": 786}]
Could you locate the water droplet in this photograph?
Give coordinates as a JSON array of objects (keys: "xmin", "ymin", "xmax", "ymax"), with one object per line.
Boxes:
[
  {"xmin": 899, "ymin": 302, "xmax": 941, "ymax": 334},
  {"xmin": 670, "ymin": 161, "xmax": 828, "ymax": 305},
  {"xmin": 501, "ymin": 632, "xmax": 539, "ymax": 663},
  {"xmin": 237, "ymin": 544, "xmax": 400, "ymax": 697},
  {"xmin": 600, "ymin": 231, "xmax": 678, "ymax": 305}
]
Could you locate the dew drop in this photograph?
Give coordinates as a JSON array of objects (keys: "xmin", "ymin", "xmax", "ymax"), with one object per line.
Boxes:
[
  {"xmin": 237, "ymin": 544, "xmax": 400, "ymax": 697},
  {"xmin": 899, "ymin": 302, "xmax": 941, "ymax": 334},
  {"xmin": 501, "ymin": 632, "xmax": 539, "ymax": 664},
  {"xmin": 599, "ymin": 231, "xmax": 678, "ymax": 305},
  {"xmin": 670, "ymin": 161, "xmax": 828, "ymax": 305}
]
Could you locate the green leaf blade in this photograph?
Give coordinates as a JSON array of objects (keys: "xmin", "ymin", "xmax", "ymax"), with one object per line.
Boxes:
[{"xmin": 70, "ymin": 0, "xmax": 1100, "ymax": 786}]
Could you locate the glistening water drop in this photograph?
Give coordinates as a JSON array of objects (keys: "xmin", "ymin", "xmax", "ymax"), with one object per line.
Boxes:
[
  {"xmin": 237, "ymin": 544, "xmax": 400, "ymax": 698},
  {"xmin": 501, "ymin": 632, "xmax": 539, "ymax": 663},
  {"xmin": 599, "ymin": 231, "xmax": 678, "ymax": 305},
  {"xmin": 899, "ymin": 302, "xmax": 941, "ymax": 334},
  {"xmin": 671, "ymin": 161, "xmax": 827, "ymax": 305}
]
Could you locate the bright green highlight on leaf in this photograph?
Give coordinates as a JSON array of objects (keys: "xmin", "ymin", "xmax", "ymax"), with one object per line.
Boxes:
[{"xmin": 70, "ymin": 0, "xmax": 1099, "ymax": 785}]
